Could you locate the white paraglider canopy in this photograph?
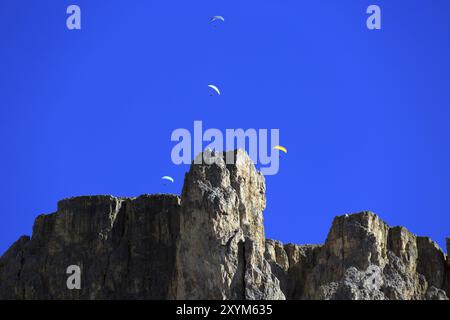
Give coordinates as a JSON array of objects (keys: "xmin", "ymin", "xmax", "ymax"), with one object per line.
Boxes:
[
  {"xmin": 208, "ymin": 84, "xmax": 221, "ymax": 95},
  {"xmin": 161, "ymin": 176, "xmax": 174, "ymax": 183},
  {"xmin": 210, "ymin": 16, "xmax": 225, "ymax": 23}
]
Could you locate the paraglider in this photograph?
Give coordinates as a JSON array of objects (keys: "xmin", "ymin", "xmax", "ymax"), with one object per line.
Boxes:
[
  {"xmin": 208, "ymin": 84, "xmax": 221, "ymax": 96},
  {"xmin": 273, "ymin": 145, "xmax": 287, "ymax": 154},
  {"xmin": 210, "ymin": 16, "xmax": 225, "ymax": 23},
  {"xmin": 161, "ymin": 176, "xmax": 174, "ymax": 184}
]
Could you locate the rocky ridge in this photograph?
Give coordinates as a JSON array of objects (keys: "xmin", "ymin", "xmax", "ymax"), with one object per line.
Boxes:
[{"xmin": 0, "ymin": 150, "xmax": 448, "ymax": 300}]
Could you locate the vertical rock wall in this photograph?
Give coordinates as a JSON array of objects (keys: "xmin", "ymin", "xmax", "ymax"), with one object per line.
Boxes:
[
  {"xmin": 175, "ymin": 150, "xmax": 284, "ymax": 299},
  {"xmin": 0, "ymin": 149, "xmax": 448, "ymax": 300}
]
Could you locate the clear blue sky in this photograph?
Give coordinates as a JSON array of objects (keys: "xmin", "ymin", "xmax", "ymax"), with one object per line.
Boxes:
[{"xmin": 1, "ymin": 0, "xmax": 449, "ymax": 255}]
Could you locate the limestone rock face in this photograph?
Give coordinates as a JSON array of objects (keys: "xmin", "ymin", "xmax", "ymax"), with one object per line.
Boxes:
[
  {"xmin": 0, "ymin": 150, "xmax": 284, "ymax": 300},
  {"xmin": 446, "ymin": 238, "xmax": 450, "ymax": 293},
  {"xmin": 264, "ymin": 212, "xmax": 449, "ymax": 300},
  {"xmin": 265, "ymin": 240, "xmax": 323, "ymax": 299},
  {"xmin": 416, "ymin": 237, "xmax": 446, "ymax": 289},
  {"xmin": 0, "ymin": 149, "xmax": 448, "ymax": 300},
  {"xmin": 175, "ymin": 150, "xmax": 284, "ymax": 299},
  {"xmin": 0, "ymin": 195, "xmax": 181, "ymax": 299},
  {"xmin": 447, "ymin": 238, "xmax": 450, "ymax": 266}
]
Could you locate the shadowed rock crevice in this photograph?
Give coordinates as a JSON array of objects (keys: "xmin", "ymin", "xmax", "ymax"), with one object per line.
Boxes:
[{"xmin": 0, "ymin": 149, "xmax": 448, "ymax": 300}]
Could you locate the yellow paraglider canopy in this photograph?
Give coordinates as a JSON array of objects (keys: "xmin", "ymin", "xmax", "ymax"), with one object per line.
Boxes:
[{"xmin": 273, "ymin": 145, "xmax": 287, "ymax": 154}]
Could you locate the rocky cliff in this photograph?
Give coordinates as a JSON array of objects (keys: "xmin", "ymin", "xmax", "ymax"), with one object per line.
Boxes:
[{"xmin": 0, "ymin": 150, "xmax": 448, "ymax": 300}]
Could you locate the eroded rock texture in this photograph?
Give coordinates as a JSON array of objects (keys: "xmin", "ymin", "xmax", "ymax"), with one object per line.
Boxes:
[
  {"xmin": 266, "ymin": 212, "xmax": 449, "ymax": 300},
  {"xmin": 0, "ymin": 195, "xmax": 181, "ymax": 299},
  {"xmin": 176, "ymin": 150, "xmax": 284, "ymax": 299},
  {"xmin": 0, "ymin": 149, "xmax": 448, "ymax": 300}
]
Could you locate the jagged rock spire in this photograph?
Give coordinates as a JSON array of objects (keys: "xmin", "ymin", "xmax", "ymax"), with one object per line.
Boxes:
[{"xmin": 176, "ymin": 149, "xmax": 284, "ymax": 299}]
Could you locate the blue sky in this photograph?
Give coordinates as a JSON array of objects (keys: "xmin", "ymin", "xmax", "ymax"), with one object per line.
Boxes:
[{"xmin": 0, "ymin": 0, "xmax": 449, "ymax": 255}]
